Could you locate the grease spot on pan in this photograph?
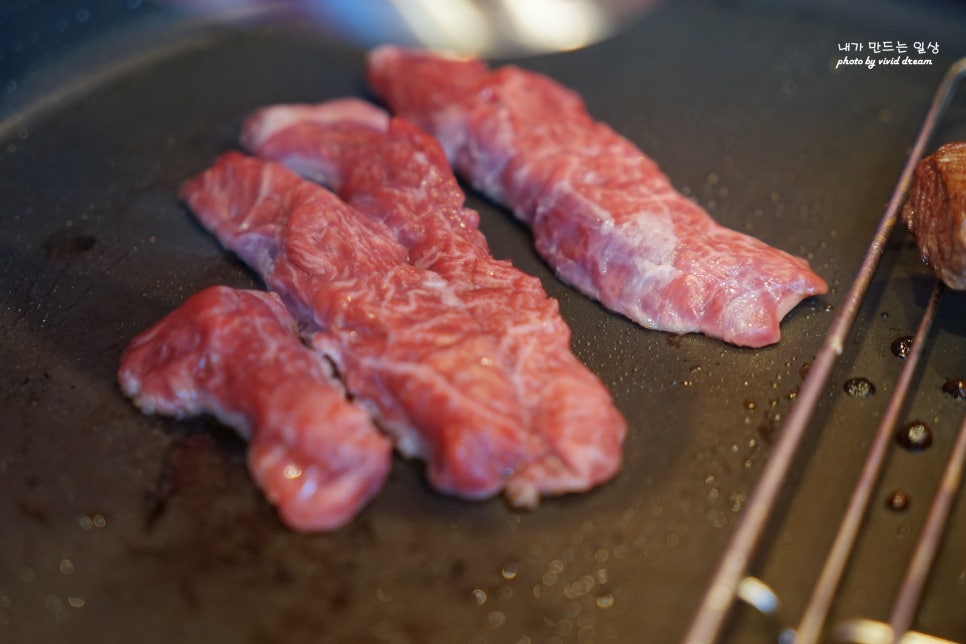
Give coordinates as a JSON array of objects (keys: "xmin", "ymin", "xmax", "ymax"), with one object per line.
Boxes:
[
  {"xmin": 942, "ymin": 378, "xmax": 966, "ymax": 399},
  {"xmin": 886, "ymin": 490, "xmax": 910, "ymax": 511},
  {"xmin": 44, "ymin": 230, "xmax": 97, "ymax": 259},
  {"xmin": 843, "ymin": 377, "xmax": 875, "ymax": 398},
  {"xmin": 895, "ymin": 421, "xmax": 932, "ymax": 451}
]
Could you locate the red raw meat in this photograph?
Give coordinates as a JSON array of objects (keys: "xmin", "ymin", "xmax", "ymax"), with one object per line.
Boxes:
[
  {"xmin": 902, "ymin": 142, "xmax": 966, "ymax": 290},
  {"xmin": 242, "ymin": 99, "xmax": 626, "ymax": 507},
  {"xmin": 366, "ymin": 46, "xmax": 828, "ymax": 348},
  {"xmin": 180, "ymin": 152, "xmax": 541, "ymax": 503},
  {"xmin": 118, "ymin": 286, "xmax": 391, "ymax": 531}
]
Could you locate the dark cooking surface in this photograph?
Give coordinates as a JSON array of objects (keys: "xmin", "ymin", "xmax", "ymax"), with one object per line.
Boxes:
[{"xmin": 3, "ymin": 1, "xmax": 966, "ymax": 642}]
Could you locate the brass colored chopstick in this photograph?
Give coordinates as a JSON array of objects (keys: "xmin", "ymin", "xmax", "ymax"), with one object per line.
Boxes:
[
  {"xmin": 684, "ymin": 56, "xmax": 966, "ymax": 644},
  {"xmin": 887, "ymin": 404, "xmax": 966, "ymax": 640},
  {"xmin": 794, "ymin": 282, "xmax": 944, "ymax": 644}
]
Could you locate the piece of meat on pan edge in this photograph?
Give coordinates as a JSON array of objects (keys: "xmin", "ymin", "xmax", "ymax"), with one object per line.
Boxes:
[
  {"xmin": 902, "ymin": 141, "xmax": 966, "ymax": 290},
  {"xmin": 118, "ymin": 285, "xmax": 392, "ymax": 532},
  {"xmin": 365, "ymin": 45, "xmax": 829, "ymax": 348}
]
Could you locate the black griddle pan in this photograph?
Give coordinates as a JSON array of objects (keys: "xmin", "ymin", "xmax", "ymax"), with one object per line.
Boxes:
[{"xmin": 3, "ymin": 1, "xmax": 966, "ymax": 641}]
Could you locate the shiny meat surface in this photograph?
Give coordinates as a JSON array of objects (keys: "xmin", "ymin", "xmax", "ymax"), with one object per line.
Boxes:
[
  {"xmin": 180, "ymin": 153, "xmax": 549, "ymax": 503},
  {"xmin": 366, "ymin": 46, "xmax": 828, "ymax": 348},
  {"xmin": 902, "ymin": 141, "xmax": 966, "ymax": 290},
  {"xmin": 241, "ymin": 99, "xmax": 626, "ymax": 507},
  {"xmin": 117, "ymin": 286, "xmax": 391, "ymax": 531}
]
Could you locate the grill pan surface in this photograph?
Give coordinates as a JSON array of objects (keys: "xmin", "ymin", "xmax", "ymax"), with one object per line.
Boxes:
[{"xmin": 2, "ymin": 1, "xmax": 966, "ymax": 642}]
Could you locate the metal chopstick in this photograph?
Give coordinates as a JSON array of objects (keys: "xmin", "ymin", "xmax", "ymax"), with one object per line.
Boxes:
[
  {"xmin": 794, "ymin": 282, "xmax": 944, "ymax": 644},
  {"xmin": 683, "ymin": 56, "xmax": 966, "ymax": 644},
  {"xmin": 887, "ymin": 402, "xmax": 966, "ymax": 641}
]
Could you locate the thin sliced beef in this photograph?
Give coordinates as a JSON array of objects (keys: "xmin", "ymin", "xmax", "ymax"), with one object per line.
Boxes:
[
  {"xmin": 241, "ymin": 99, "xmax": 626, "ymax": 507},
  {"xmin": 118, "ymin": 286, "xmax": 391, "ymax": 531},
  {"xmin": 180, "ymin": 152, "xmax": 540, "ymax": 503},
  {"xmin": 902, "ymin": 142, "xmax": 966, "ymax": 290},
  {"xmin": 366, "ymin": 46, "xmax": 828, "ymax": 348}
]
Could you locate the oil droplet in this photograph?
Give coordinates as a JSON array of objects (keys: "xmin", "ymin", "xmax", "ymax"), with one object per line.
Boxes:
[
  {"xmin": 484, "ymin": 611, "xmax": 505, "ymax": 628},
  {"xmin": 471, "ymin": 588, "xmax": 487, "ymax": 605},
  {"xmin": 563, "ymin": 574, "xmax": 596, "ymax": 599},
  {"xmin": 942, "ymin": 378, "xmax": 966, "ymax": 399},
  {"xmin": 44, "ymin": 595, "xmax": 62, "ymax": 613},
  {"xmin": 896, "ymin": 421, "xmax": 933, "ymax": 451},
  {"xmin": 501, "ymin": 562, "xmax": 519, "ymax": 580},
  {"xmin": 800, "ymin": 362, "xmax": 812, "ymax": 381},
  {"xmin": 596, "ymin": 593, "xmax": 615, "ymax": 609},
  {"xmin": 886, "ymin": 490, "xmax": 909, "ymax": 511},
  {"xmin": 843, "ymin": 377, "xmax": 876, "ymax": 398},
  {"xmin": 891, "ymin": 336, "xmax": 914, "ymax": 359}
]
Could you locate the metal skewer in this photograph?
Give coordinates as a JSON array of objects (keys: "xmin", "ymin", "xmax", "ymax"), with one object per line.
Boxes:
[
  {"xmin": 683, "ymin": 56, "xmax": 966, "ymax": 644},
  {"xmin": 887, "ymin": 403, "xmax": 966, "ymax": 641},
  {"xmin": 831, "ymin": 404, "xmax": 966, "ymax": 644},
  {"xmin": 793, "ymin": 281, "xmax": 944, "ymax": 644}
]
